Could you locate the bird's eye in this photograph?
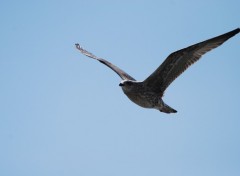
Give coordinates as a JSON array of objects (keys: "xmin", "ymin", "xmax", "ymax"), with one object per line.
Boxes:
[{"xmin": 126, "ymin": 82, "xmax": 133, "ymax": 85}]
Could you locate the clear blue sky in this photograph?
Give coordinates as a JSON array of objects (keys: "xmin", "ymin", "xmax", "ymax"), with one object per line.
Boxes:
[{"xmin": 1, "ymin": 0, "xmax": 240, "ymax": 176}]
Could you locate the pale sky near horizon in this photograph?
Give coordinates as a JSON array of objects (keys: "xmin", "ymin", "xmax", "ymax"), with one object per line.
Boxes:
[{"xmin": 1, "ymin": 0, "xmax": 240, "ymax": 176}]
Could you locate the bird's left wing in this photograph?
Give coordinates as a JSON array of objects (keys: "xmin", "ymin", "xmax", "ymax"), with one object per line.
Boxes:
[
  {"xmin": 75, "ymin": 44, "xmax": 136, "ymax": 81},
  {"xmin": 143, "ymin": 28, "xmax": 240, "ymax": 96}
]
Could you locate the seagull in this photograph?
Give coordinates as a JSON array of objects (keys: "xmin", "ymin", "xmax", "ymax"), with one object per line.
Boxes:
[{"xmin": 75, "ymin": 28, "xmax": 239, "ymax": 113}]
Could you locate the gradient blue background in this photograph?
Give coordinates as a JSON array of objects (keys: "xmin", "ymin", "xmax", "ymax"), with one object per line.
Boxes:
[{"xmin": 1, "ymin": 0, "xmax": 240, "ymax": 176}]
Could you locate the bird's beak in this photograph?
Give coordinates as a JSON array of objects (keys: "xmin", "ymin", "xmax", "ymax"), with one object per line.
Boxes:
[{"xmin": 119, "ymin": 83, "xmax": 124, "ymax": 86}]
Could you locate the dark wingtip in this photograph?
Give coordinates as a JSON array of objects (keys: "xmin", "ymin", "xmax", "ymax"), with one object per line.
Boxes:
[
  {"xmin": 75, "ymin": 43, "xmax": 80, "ymax": 48},
  {"xmin": 227, "ymin": 28, "xmax": 240, "ymax": 37},
  {"xmin": 233, "ymin": 28, "xmax": 240, "ymax": 33}
]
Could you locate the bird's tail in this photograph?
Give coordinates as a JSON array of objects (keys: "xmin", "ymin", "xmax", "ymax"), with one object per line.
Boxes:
[{"xmin": 159, "ymin": 102, "xmax": 177, "ymax": 114}]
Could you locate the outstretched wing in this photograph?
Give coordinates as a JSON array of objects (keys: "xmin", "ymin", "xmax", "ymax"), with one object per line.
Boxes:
[
  {"xmin": 75, "ymin": 44, "xmax": 135, "ymax": 81},
  {"xmin": 143, "ymin": 28, "xmax": 240, "ymax": 96}
]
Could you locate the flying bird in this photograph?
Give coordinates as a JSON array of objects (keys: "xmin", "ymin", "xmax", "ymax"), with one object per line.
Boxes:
[{"xmin": 75, "ymin": 28, "xmax": 239, "ymax": 113}]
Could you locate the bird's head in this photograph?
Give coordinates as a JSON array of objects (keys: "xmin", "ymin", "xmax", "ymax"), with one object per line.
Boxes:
[{"xmin": 119, "ymin": 80, "xmax": 141, "ymax": 92}]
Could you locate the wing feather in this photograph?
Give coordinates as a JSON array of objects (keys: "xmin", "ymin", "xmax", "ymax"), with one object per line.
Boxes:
[
  {"xmin": 75, "ymin": 44, "xmax": 135, "ymax": 81},
  {"xmin": 143, "ymin": 28, "xmax": 240, "ymax": 96}
]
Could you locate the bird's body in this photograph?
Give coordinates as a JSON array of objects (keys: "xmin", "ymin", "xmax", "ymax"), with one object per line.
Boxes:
[
  {"xmin": 119, "ymin": 80, "xmax": 177, "ymax": 113},
  {"xmin": 75, "ymin": 28, "xmax": 240, "ymax": 114}
]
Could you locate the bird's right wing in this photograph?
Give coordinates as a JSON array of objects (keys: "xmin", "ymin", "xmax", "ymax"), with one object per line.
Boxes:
[{"xmin": 75, "ymin": 44, "xmax": 136, "ymax": 81}]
